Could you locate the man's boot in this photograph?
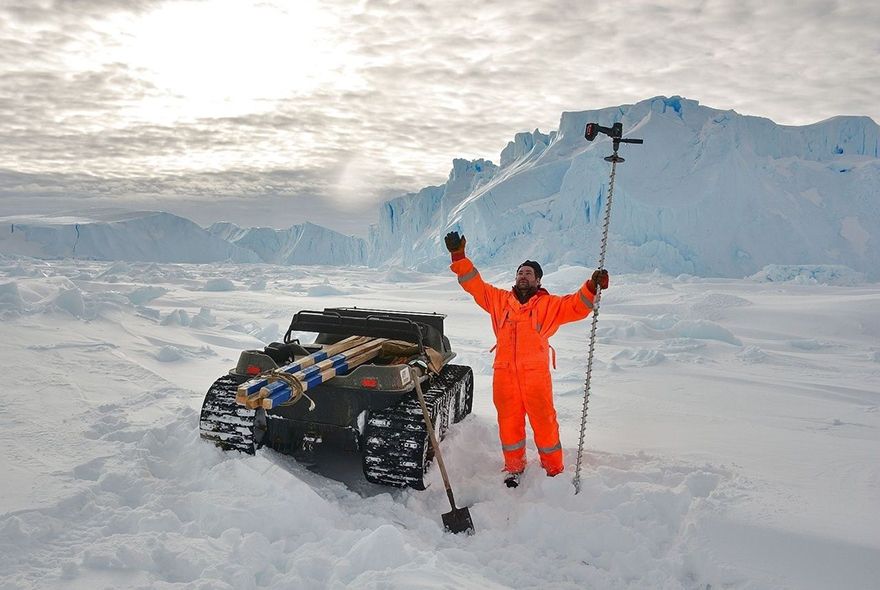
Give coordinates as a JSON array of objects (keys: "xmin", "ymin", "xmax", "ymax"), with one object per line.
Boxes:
[{"xmin": 503, "ymin": 470, "xmax": 523, "ymax": 488}]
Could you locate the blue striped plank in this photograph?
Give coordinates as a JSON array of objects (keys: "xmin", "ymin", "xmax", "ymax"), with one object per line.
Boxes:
[{"xmin": 237, "ymin": 350, "xmax": 329, "ymax": 396}]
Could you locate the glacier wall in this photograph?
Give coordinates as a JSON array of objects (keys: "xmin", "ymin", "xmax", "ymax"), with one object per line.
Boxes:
[
  {"xmin": 369, "ymin": 96, "xmax": 880, "ymax": 279},
  {"xmin": 367, "ymin": 158, "xmax": 498, "ymax": 266},
  {"xmin": 0, "ymin": 211, "xmax": 262, "ymax": 263},
  {"xmin": 209, "ymin": 221, "xmax": 366, "ymax": 266},
  {"xmin": 0, "ymin": 211, "xmax": 367, "ymax": 266}
]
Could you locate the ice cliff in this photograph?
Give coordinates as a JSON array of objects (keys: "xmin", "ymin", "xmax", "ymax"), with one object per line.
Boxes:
[
  {"xmin": 207, "ymin": 221, "xmax": 366, "ymax": 266},
  {"xmin": 369, "ymin": 96, "xmax": 879, "ymax": 279},
  {"xmin": 0, "ymin": 211, "xmax": 261, "ymax": 264},
  {"xmin": 0, "ymin": 211, "xmax": 367, "ymax": 266}
]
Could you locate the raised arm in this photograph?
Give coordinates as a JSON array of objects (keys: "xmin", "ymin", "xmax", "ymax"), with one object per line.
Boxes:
[{"xmin": 445, "ymin": 232, "xmax": 507, "ymax": 315}]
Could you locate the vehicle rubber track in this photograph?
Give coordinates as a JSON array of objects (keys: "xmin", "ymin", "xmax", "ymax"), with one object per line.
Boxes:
[
  {"xmin": 199, "ymin": 374, "xmax": 256, "ymax": 454},
  {"xmin": 363, "ymin": 364, "xmax": 473, "ymax": 489}
]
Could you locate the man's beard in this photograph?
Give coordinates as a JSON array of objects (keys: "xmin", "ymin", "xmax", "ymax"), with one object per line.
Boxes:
[{"xmin": 514, "ymin": 283, "xmax": 538, "ymax": 303}]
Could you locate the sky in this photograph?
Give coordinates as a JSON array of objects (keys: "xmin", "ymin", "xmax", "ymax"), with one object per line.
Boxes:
[{"xmin": 1, "ymin": 0, "xmax": 878, "ymax": 236}]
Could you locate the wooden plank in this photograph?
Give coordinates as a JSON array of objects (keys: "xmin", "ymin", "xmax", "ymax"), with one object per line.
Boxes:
[
  {"xmin": 257, "ymin": 338, "xmax": 387, "ymax": 399},
  {"xmin": 260, "ymin": 342, "xmax": 387, "ymax": 410},
  {"xmin": 234, "ymin": 335, "xmax": 369, "ymax": 405}
]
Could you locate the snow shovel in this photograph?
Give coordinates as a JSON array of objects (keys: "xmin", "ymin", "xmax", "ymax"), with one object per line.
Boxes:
[{"xmin": 412, "ymin": 370, "xmax": 475, "ymax": 535}]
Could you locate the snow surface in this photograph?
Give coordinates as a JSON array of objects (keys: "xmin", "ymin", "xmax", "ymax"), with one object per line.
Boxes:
[
  {"xmin": 0, "ymin": 95, "xmax": 877, "ymax": 588},
  {"xmin": 1, "ymin": 256, "xmax": 878, "ymax": 589}
]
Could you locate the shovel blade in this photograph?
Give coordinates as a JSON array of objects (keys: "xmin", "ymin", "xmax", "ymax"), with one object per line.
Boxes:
[{"xmin": 442, "ymin": 507, "xmax": 475, "ymax": 535}]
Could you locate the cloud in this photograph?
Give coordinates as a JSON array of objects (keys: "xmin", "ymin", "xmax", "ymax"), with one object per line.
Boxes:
[{"xmin": 1, "ymin": 0, "xmax": 878, "ymax": 229}]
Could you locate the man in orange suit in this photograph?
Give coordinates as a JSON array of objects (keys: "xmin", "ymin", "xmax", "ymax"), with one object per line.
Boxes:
[{"xmin": 445, "ymin": 231, "xmax": 608, "ymax": 487}]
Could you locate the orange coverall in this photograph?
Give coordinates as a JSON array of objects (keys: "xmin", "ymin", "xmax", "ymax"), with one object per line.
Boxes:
[{"xmin": 451, "ymin": 256, "xmax": 596, "ymax": 475}]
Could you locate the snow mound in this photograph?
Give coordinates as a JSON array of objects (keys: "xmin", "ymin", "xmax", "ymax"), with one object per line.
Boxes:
[
  {"xmin": 612, "ymin": 348, "xmax": 666, "ymax": 366},
  {"xmin": 204, "ymin": 278, "xmax": 236, "ymax": 292},
  {"xmin": 606, "ymin": 315, "xmax": 742, "ymax": 346},
  {"xmin": 127, "ymin": 286, "xmax": 168, "ymax": 305},
  {"xmin": 136, "ymin": 306, "xmax": 161, "ymax": 321},
  {"xmin": 190, "ymin": 308, "xmax": 216, "ymax": 328},
  {"xmin": 674, "ymin": 319, "xmax": 742, "ymax": 345},
  {"xmin": 788, "ymin": 338, "xmax": 832, "ymax": 351},
  {"xmin": 54, "ymin": 288, "xmax": 85, "ymax": 318},
  {"xmin": 161, "ymin": 309, "xmax": 191, "ymax": 326},
  {"xmin": 748, "ymin": 264, "xmax": 866, "ymax": 285},
  {"xmin": 156, "ymin": 345, "xmax": 184, "ymax": 362},
  {"xmin": 307, "ymin": 280, "xmax": 347, "ymax": 296},
  {"xmin": 222, "ymin": 321, "xmax": 279, "ymax": 343},
  {"xmin": 687, "ymin": 292, "xmax": 752, "ymax": 320},
  {"xmin": 98, "ymin": 261, "xmax": 133, "ymax": 278},
  {"xmin": 0, "ymin": 282, "xmax": 25, "ymax": 313},
  {"xmin": 2, "ymin": 262, "xmax": 32, "ymax": 277},
  {"xmin": 254, "ymin": 323, "xmax": 279, "ymax": 343},
  {"xmin": 737, "ymin": 346, "xmax": 769, "ymax": 363},
  {"xmin": 381, "ymin": 267, "xmax": 430, "ymax": 283}
]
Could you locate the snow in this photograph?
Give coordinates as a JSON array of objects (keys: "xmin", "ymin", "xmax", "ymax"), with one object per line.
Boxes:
[
  {"xmin": 128, "ymin": 286, "xmax": 169, "ymax": 305},
  {"xmin": 203, "ymin": 278, "xmax": 236, "ymax": 292},
  {"xmin": 1, "ymin": 94, "xmax": 878, "ymax": 588},
  {"xmin": 748, "ymin": 264, "xmax": 866, "ymax": 285},
  {"xmin": 1, "ymin": 256, "xmax": 878, "ymax": 589}
]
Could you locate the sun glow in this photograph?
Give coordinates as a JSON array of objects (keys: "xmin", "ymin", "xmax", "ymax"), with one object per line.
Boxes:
[{"xmin": 114, "ymin": 1, "xmax": 349, "ymax": 121}]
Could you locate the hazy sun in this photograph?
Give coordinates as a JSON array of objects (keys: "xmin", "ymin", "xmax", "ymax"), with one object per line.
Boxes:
[{"xmin": 112, "ymin": 1, "xmax": 348, "ymax": 121}]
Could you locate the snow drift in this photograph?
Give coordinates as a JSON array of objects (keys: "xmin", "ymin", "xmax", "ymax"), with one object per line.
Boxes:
[{"xmin": 1, "ymin": 258, "xmax": 878, "ymax": 589}]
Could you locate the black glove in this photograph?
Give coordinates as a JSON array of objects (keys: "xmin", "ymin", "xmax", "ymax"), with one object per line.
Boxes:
[
  {"xmin": 587, "ymin": 269, "xmax": 609, "ymax": 293},
  {"xmin": 444, "ymin": 231, "xmax": 466, "ymax": 254}
]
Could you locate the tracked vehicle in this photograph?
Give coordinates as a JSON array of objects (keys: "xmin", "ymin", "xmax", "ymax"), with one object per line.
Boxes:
[{"xmin": 199, "ymin": 308, "xmax": 474, "ymax": 489}]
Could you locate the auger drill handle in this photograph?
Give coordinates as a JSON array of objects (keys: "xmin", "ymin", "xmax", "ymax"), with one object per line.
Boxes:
[
  {"xmin": 585, "ymin": 122, "xmax": 621, "ymax": 141},
  {"xmin": 584, "ymin": 121, "xmax": 643, "ymax": 162},
  {"xmin": 585, "ymin": 122, "xmax": 643, "ymax": 144}
]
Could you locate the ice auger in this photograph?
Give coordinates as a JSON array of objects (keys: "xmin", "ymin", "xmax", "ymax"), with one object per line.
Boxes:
[{"xmin": 573, "ymin": 121, "xmax": 643, "ymax": 494}]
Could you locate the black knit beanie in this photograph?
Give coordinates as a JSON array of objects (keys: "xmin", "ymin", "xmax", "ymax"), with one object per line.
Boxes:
[{"xmin": 517, "ymin": 260, "xmax": 543, "ymax": 279}]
